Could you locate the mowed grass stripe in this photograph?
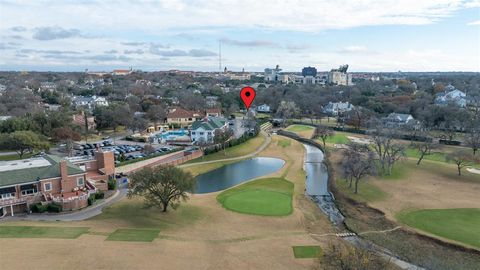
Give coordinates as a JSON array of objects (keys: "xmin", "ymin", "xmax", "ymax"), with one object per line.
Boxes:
[
  {"xmin": 217, "ymin": 178, "xmax": 294, "ymax": 216},
  {"xmin": 286, "ymin": 125, "xmax": 314, "ymax": 132},
  {"xmin": 106, "ymin": 228, "xmax": 161, "ymax": 242},
  {"xmin": 397, "ymin": 208, "xmax": 480, "ymax": 249},
  {"xmin": 0, "ymin": 226, "xmax": 89, "ymax": 239},
  {"xmin": 292, "ymin": 246, "xmax": 322, "ymax": 258}
]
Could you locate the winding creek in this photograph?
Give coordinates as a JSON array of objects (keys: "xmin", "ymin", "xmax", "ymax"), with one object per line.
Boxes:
[{"xmin": 300, "ymin": 140, "xmax": 424, "ymax": 270}]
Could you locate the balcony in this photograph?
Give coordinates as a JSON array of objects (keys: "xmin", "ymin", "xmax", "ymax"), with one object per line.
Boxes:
[{"xmin": 0, "ymin": 193, "xmax": 43, "ymax": 207}]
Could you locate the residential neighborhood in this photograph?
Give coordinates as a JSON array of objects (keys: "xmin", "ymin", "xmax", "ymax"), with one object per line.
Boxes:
[{"xmin": 0, "ymin": 1, "xmax": 479, "ymax": 270}]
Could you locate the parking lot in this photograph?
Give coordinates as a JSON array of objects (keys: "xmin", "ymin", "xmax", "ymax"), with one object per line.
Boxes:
[{"xmin": 73, "ymin": 140, "xmax": 178, "ymax": 165}]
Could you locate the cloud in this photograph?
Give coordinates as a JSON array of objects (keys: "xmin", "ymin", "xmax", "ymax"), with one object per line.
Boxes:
[
  {"xmin": 1, "ymin": 0, "xmax": 474, "ymax": 32},
  {"xmin": 19, "ymin": 49, "xmax": 83, "ymax": 55},
  {"xmin": 10, "ymin": 26, "xmax": 27, "ymax": 32},
  {"xmin": 286, "ymin": 44, "xmax": 311, "ymax": 53},
  {"xmin": 104, "ymin": 49, "xmax": 118, "ymax": 54},
  {"xmin": 121, "ymin": 42, "xmax": 147, "ymax": 46},
  {"xmin": 32, "ymin": 26, "xmax": 83, "ymax": 40},
  {"xmin": 337, "ymin": 45, "xmax": 372, "ymax": 54},
  {"xmin": 149, "ymin": 48, "xmax": 216, "ymax": 57},
  {"xmin": 124, "ymin": 49, "xmax": 144, "ymax": 54},
  {"xmin": 220, "ymin": 38, "xmax": 279, "ymax": 48},
  {"xmin": 467, "ymin": 20, "xmax": 480, "ymax": 26}
]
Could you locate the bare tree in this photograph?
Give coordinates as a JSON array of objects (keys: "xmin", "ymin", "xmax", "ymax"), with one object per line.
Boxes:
[
  {"xmin": 446, "ymin": 151, "xmax": 475, "ymax": 176},
  {"xmin": 276, "ymin": 100, "xmax": 299, "ymax": 126},
  {"xmin": 315, "ymin": 125, "xmax": 334, "ymax": 149},
  {"xmin": 368, "ymin": 120, "xmax": 405, "ymax": 175},
  {"xmin": 465, "ymin": 127, "xmax": 480, "ymax": 155},
  {"xmin": 413, "ymin": 139, "xmax": 436, "ymax": 165},
  {"xmin": 146, "ymin": 104, "xmax": 167, "ymax": 130},
  {"xmin": 214, "ymin": 128, "xmax": 233, "ymax": 155},
  {"xmin": 341, "ymin": 143, "xmax": 377, "ymax": 194}
]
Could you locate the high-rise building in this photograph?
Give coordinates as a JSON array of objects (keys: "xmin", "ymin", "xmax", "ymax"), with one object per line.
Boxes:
[
  {"xmin": 264, "ymin": 65, "xmax": 282, "ymax": 82},
  {"xmin": 327, "ymin": 64, "xmax": 353, "ymax": 86}
]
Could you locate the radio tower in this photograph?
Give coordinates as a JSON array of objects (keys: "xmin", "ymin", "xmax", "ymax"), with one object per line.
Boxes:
[{"xmin": 218, "ymin": 40, "xmax": 222, "ymax": 73}]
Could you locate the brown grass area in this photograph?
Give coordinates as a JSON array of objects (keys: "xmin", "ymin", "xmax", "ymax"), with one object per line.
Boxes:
[
  {"xmin": 329, "ymin": 148, "xmax": 480, "ymax": 270},
  {"xmin": 0, "ymin": 134, "xmax": 336, "ymax": 270}
]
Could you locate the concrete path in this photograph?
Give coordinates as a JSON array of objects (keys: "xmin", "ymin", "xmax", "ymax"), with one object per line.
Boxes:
[
  {"xmin": 2, "ymin": 188, "xmax": 127, "ymax": 222},
  {"xmin": 179, "ymin": 131, "xmax": 271, "ymax": 168}
]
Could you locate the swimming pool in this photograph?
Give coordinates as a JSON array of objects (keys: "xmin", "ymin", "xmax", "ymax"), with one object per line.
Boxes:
[{"xmin": 156, "ymin": 129, "xmax": 189, "ymax": 140}]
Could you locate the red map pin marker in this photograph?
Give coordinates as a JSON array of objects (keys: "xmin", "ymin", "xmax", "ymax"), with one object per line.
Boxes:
[{"xmin": 240, "ymin": 86, "xmax": 256, "ymax": 110}]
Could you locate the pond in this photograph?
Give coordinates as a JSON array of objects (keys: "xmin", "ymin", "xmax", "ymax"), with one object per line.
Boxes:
[{"xmin": 194, "ymin": 157, "xmax": 285, "ymax": 194}]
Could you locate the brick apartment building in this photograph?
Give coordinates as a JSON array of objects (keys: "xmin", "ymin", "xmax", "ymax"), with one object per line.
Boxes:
[{"xmin": 0, "ymin": 151, "xmax": 114, "ymax": 217}]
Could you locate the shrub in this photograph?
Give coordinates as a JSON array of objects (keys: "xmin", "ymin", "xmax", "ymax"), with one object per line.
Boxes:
[
  {"xmin": 87, "ymin": 196, "xmax": 94, "ymax": 206},
  {"xmin": 108, "ymin": 179, "xmax": 116, "ymax": 190},
  {"xmin": 47, "ymin": 202, "xmax": 62, "ymax": 213},
  {"xmin": 94, "ymin": 191, "xmax": 105, "ymax": 200},
  {"xmin": 439, "ymin": 139, "xmax": 461, "ymax": 146},
  {"xmin": 30, "ymin": 203, "xmax": 48, "ymax": 213}
]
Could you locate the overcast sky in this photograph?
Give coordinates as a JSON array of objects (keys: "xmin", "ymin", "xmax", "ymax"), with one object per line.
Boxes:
[{"xmin": 0, "ymin": 0, "xmax": 479, "ymax": 72}]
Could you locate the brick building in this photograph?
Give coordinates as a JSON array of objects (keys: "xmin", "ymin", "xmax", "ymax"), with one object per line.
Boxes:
[{"xmin": 0, "ymin": 151, "xmax": 114, "ymax": 217}]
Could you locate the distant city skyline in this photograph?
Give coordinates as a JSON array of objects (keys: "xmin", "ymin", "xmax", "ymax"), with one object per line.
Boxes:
[{"xmin": 0, "ymin": 0, "xmax": 479, "ymax": 72}]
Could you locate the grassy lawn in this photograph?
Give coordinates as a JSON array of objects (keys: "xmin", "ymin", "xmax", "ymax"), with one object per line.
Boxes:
[
  {"xmin": 324, "ymin": 133, "xmax": 350, "ymax": 144},
  {"xmin": 397, "ymin": 208, "xmax": 480, "ymax": 249},
  {"xmin": 187, "ymin": 134, "xmax": 265, "ymax": 163},
  {"xmin": 286, "ymin": 124, "xmax": 314, "ymax": 132},
  {"xmin": 0, "ymin": 226, "xmax": 89, "ymax": 239},
  {"xmin": 292, "ymin": 246, "xmax": 322, "ymax": 258},
  {"xmin": 90, "ymin": 199, "xmax": 203, "ymax": 229},
  {"xmin": 106, "ymin": 228, "xmax": 160, "ymax": 242},
  {"xmin": 0, "ymin": 152, "xmax": 36, "ymax": 161},
  {"xmin": 405, "ymin": 148, "xmax": 448, "ymax": 163},
  {"xmin": 217, "ymin": 178, "xmax": 294, "ymax": 216},
  {"xmin": 336, "ymin": 179, "xmax": 387, "ymax": 203},
  {"xmin": 277, "ymin": 139, "xmax": 291, "ymax": 148}
]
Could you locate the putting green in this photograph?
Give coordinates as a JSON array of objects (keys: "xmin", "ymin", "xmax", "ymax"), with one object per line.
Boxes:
[
  {"xmin": 397, "ymin": 208, "xmax": 480, "ymax": 249},
  {"xmin": 217, "ymin": 178, "xmax": 293, "ymax": 216}
]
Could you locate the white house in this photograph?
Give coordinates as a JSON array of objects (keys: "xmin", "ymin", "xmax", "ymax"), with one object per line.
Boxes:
[
  {"xmin": 435, "ymin": 85, "xmax": 467, "ymax": 107},
  {"xmin": 257, "ymin": 104, "xmax": 271, "ymax": 113},
  {"xmin": 72, "ymin": 95, "xmax": 109, "ymax": 110},
  {"xmin": 190, "ymin": 117, "xmax": 228, "ymax": 144},
  {"xmin": 382, "ymin": 113, "xmax": 420, "ymax": 128},
  {"xmin": 323, "ymin": 102, "xmax": 354, "ymax": 116},
  {"xmin": 40, "ymin": 82, "xmax": 57, "ymax": 92}
]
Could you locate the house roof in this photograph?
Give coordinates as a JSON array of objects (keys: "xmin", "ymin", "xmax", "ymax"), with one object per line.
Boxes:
[
  {"xmin": 386, "ymin": 113, "xmax": 412, "ymax": 122},
  {"xmin": 191, "ymin": 117, "xmax": 226, "ymax": 131},
  {"xmin": 0, "ymin": 155, "xmax": 85, "ymax": 187},
  {"xmin": 167, "ymin": 107, "xmax": 202, "ymax": 118},
  {"xmin": 206, "ymin": 108, "xmax": 222, "ymax": 114}
]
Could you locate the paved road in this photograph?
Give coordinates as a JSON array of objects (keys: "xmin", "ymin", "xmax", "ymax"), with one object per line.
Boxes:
[
  {"xmin": 179, "ymin": 131, "xmax": 271, "ymax": 168},
  {"xmin": 1, "ymin": 188, "xmax": 128, "ymax": 222}
]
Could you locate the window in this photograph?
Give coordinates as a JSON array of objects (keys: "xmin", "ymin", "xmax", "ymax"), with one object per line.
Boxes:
[
  {"xmin": 21, "ymin": 189, "xmax": 37, "ymax": 196},
  {"xmin": 199, "ymin": 132, "xmax": 204, "ymax": 135},
  {"xmin": 191, "ymin": 132, "xmax": 196, "ymax": 135},
  {"xmin": 0, "ymin": 193, "xmax": 15, "ymax": 200},
  {"xmin": 44, "ymin": 182, "xmax": 52, "ymax": 191},
  {"xmin": 77, "ymin": 177, "xmax": 84, "ymax": 186}
]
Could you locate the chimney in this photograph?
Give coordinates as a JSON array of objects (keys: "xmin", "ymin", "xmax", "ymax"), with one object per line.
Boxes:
[{"xmin": 60, "ymin": 160, "xmax": 68, "ymax": 192}]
